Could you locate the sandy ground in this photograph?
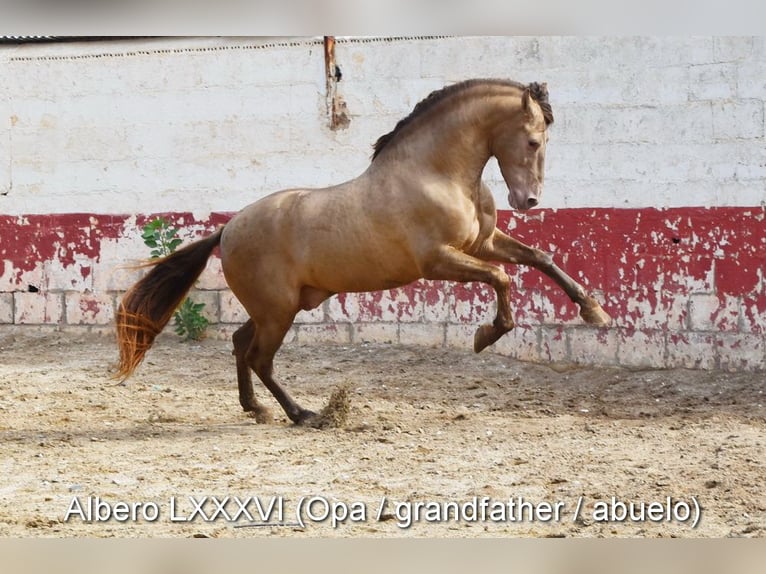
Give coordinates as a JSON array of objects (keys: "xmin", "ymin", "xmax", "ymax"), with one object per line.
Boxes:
[{"xmin": 0, "ymin": 330, "xmax": 763, "ymax": 538}]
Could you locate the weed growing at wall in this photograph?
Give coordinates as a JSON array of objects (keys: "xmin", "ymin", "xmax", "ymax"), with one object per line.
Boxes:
[{"xmin": 141, "ymin": 218, "xmax": 209, "ymax": 341}]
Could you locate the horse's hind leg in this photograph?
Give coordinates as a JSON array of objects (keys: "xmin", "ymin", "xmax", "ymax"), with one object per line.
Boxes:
[
  {"xmin": 232, "ymin": 320, "xmax": 272, "ymax": 423},
  {"xmin": 246, "ymin": 315, "xmax": 316, "ymax": 425}
]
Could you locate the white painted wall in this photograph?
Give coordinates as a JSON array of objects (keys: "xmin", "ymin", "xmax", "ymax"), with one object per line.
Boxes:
[{"xmin": 2, "ymin": 36, "xmax": 764, "ymax": 217}]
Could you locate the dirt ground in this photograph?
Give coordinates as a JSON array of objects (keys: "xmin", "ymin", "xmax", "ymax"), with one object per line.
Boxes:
[{"xmin": 0, "ymin": 330, "xmax": 763, "ymax": 538}]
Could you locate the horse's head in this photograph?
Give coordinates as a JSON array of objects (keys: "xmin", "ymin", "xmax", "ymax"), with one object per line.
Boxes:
[{"xmin": 491, "ymin": 82, "xmax": 553, "ymax": 211}]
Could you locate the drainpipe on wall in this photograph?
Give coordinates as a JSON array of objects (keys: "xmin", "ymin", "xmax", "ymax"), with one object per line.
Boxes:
[{"xmin": 324, "ymin": 36, "xmax": 350, "ymax": 130}]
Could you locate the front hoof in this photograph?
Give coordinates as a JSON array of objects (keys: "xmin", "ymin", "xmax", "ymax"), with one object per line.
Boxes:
[{"xmin": 580, "ymin": 302, "xmax": 611, "ymax": 326}]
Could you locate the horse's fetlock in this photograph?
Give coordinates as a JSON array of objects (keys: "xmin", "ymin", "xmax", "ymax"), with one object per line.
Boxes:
[{"xmin": 494, "ymin": 315, "xmax": 515, "ymax": 332}]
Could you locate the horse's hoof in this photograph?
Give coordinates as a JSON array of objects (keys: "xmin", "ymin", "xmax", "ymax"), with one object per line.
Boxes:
[
  {"xmin": 474, "ymin": 324, "xmax": 503, "ymax": 353},
  {"xmin": 293, "ymin": 409, "xmax": 320, "ymax": 426},
  {"xmin": 246, "ymin": 405, "xmax": 273, "ymax": 424},
  {"xmin": 580, "ymin": 303, "xmax": 611, "ymax": 326}
]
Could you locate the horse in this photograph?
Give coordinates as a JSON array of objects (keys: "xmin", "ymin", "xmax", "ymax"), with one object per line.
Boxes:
[{"xmin": 116, "ymin": 78, "xmax": 611, "ymax": 425}]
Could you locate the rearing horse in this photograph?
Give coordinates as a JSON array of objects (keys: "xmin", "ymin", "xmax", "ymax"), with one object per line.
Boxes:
[{"xmin": 116, "ymin": 78, "xmax": 611, "ymax": 424}]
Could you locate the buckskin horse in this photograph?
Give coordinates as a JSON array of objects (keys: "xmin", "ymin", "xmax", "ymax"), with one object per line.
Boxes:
[{"xmin": 116, "ymin": 78, "xmax": 611, "ymax": 424}]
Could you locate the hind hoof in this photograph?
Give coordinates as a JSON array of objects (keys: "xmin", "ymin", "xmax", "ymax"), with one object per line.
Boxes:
[
  {"xmin": 580, "ymin": 302, "xmax": 611, "ymax": 326},
  {"xmin": 246, "ymin": 405, "xmax": 273, "ymax": 424},
  {"xmin": 292, "ymin": 408, "xmax": 319, "ymax": 426}
]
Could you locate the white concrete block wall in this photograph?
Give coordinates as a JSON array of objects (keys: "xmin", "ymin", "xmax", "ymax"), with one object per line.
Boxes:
[{"xmin": 1, "ymin": 36, "xmax": 764, "ymax": 371}]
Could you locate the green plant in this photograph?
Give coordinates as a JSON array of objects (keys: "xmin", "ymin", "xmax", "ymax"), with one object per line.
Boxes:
[
  {"xmin": 172, "ymin": 298, "xmax": 209, "ymax": 342},
  {"xmin": 141, "ymin": 218, "xmax": 183, "ymax": 259},
  {"xmin": 140, "ymin": 217, "xmax": 209, "ymax": 341}
]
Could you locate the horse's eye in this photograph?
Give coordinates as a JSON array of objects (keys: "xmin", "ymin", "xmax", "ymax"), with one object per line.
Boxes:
[{"xmin": 528, "ymin": 139, "xmax": 541, "ymax": 150}]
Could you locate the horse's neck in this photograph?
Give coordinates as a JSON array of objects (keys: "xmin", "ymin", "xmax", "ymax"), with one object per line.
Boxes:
[{"xmin": 372, "ymin": 96, "xmax": 511, "ymax": 189}]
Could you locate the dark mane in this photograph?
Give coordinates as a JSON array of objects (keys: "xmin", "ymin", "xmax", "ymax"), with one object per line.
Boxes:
[
  {"xmin": 527, "ymin": 81, "xmax": 554, "ymax": 126},
  {"xmin": 371, "ymin": 78, "xmax": 553, "ymax": 162}
]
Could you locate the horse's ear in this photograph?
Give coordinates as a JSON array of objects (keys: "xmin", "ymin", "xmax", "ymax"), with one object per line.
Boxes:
[{"xmin": 522, "ymin": 88, "xmax": 532, "ymax": 110}]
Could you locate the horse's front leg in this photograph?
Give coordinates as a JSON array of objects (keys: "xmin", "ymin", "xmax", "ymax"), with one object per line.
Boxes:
[
  {"xmin": 421, "ymin": 246, "xmax": 515, "ymax": 353},
  {"xmin": 478, "ymin": 229, "xmax": 611, "ymax": 326}
]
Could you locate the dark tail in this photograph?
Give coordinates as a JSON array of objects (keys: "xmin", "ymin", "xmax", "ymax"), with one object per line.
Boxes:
[{"xmin": 115, "ymin": 227, "xmax": 224, "ymax": 380}]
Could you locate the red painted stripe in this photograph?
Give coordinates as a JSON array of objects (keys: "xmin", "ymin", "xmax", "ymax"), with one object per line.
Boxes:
[{"xmin": 1, "ymin": 207, "xmax": 764, "ymax": 334}]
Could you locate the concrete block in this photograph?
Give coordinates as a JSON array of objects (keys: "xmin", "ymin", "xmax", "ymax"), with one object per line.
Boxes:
[
  {"xmin": 1, "ymin": 36, "xmax": 763, "ymax": 375},
  {"xmin": 737, "ymin": 61, "xmax": 766, "ymax": 98},
  {"xmin": 741, "ymin": 295, "xmax": 766, "ymax": 334},
  {"xmin": 196, "ymin": 256, "xmax": 227, "ymax": 291},
  {"xmin": 219, "ymin": 290, "xmax": 248, "ymax": 324},
  {"xmin": 42, "ymin": 257, "xmax": 94, "ymax": 292},
  {"xmin": 0, "ymin": 106, "xmax": 9, "ymax": 195},
  {"xmin": 556, "ymin": 102, "xmax": 714, "ymax": 145},
  {"xmin": 295, "ymin": 305, "xmax": 326, "ymax": 324},
  {"xmin": 539, "ymin": 326, "xmax": 569, "ymax": 363},
  {"xmin": 0, "ymin": 292, "xmax": 13, "ymax": 324},
  {"xmin": 420, "ymin": 281, "xmax": 452, "ymax": 323},
  {"xmin": 688, "ymin": 293, "xmax": 720, "ymax": 332},
  {"xmin": 716, "ymin": 332, "xmax": 765, "ymax": 372},
  {"xmin": 449, "ymin": 283, "xmax": 495, "ymax": 324},
  {"xmin": 689, "ymin": 63, "xmax": 737, "ymax": 100},
  {"xmin": 569, "ymin": 326, "xmax": 619, "ymax": 366},
  {"xmin": 336, "ymin": 39, "xmax": 424, "ymax": 81},
  {"xmin": 91, "ymin": 235, "xmax": 146, "ymax": 292},
  {"xmin": 493, "ymin": 325, "xmax": 541, "ymax": 362},
  {"xmin": 616, "ymin": 329, "xmax": 666, "ymax": 368},
  {"xmin": 714, "ymin": 37, "xmax": 755, "ymax": 62},
  {"xmin": 445, "ymin": 324, "xmax": 475, "ymax": 350},
  {"xmin": 351, "ymin": 322, "xmax": 398, "ymax": 345},
  {"xmin": 327, "ymin": 293, "xmax": 360, "ymax": 323},
  {"xmin": 65, "ymin": 291, "xmax": 115, "ymax": 325},
  {"xmin": 399, "ymin": 324, "xmax": 445, "ymax": 347},
  {"xmin": 357, "ymin": 288, "xmax": 425, "ymax": 323},
  {"xmin": 623, "ymin": 65, "xmax": 694, "ymax": 106},
  {"xmin": 712, "ymin": 100, "xmax": 764, "ymax": 140},
  {"xmin": 296, "ymin": 323, "xmax": 351, "ymax": 345},
  {"xmin": 666, "ymin": 331, "xmax": 718, "ymax": 369},
  {"xmin": 688, "ymin": 293, "xmax": 740, "ymax": 332},
  {"xmin": 715, "ymin": 180, "xmax": 766, "ymax": 208},
  {"xmin": 14, "ymin": 291, "xmax": 64, "ymax": 325}
]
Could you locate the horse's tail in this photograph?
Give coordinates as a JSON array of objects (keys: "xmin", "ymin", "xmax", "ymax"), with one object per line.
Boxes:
[{"xmin": 115, "ymin": 226, "xmax": 224, "ymax": 380}]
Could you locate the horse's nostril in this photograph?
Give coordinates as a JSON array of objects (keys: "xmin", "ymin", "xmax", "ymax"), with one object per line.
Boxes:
[{"xmin": 527, "ymin": 197, "xmax": 539, "ymax": 208}]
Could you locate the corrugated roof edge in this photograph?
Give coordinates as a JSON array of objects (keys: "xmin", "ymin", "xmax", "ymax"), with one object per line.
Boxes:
[{"xmin": 0, "ymin": 36, "xmax": 155, "ymax": 44}]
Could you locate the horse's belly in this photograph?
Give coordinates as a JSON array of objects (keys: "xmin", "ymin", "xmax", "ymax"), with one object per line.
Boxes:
[{"xmin": 305, "ymin": 246, "xmax": 421, "ymax": 293}]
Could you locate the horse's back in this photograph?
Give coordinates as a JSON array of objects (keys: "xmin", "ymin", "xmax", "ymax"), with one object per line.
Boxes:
[{"xmin": 219, "ymin": 180, "xmax": 422, "ymax": 297}]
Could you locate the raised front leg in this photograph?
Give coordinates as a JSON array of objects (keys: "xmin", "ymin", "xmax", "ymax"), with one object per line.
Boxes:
[
  {"xmin": 476, "ymin": 229, "xmax": 611, "ymax": 326},
  {"xmin": 422, "ymin": 246, "xmax": 515, "ymax": 353}
]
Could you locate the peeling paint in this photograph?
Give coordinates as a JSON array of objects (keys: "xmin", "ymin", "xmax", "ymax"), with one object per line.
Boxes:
[{"xmin": 0, "ymin": 206, "xmax": 764, "ymax": 370}]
